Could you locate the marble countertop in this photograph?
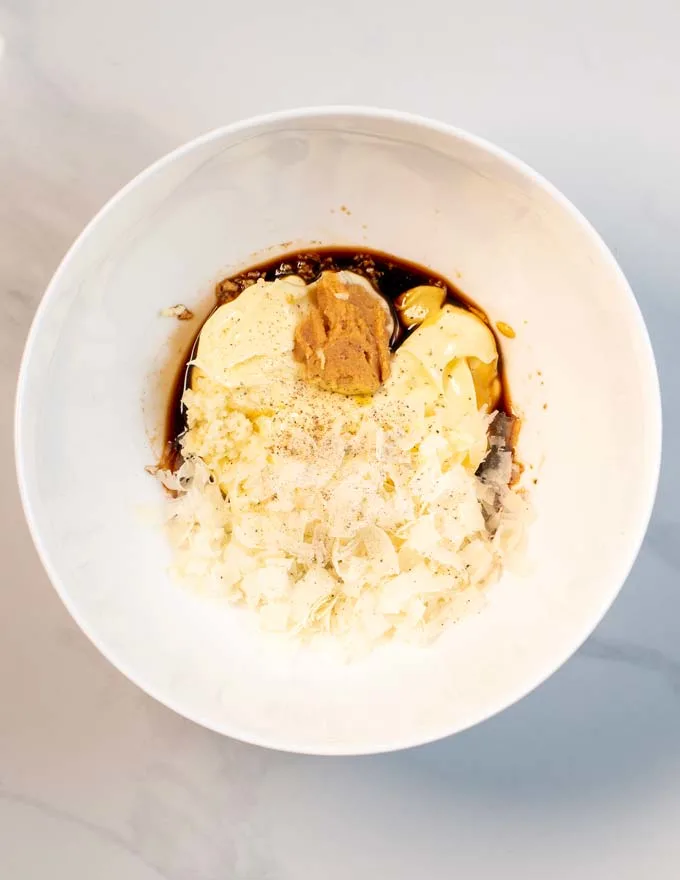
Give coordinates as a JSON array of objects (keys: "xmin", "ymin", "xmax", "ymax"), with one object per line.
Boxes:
[{"xmin": 1, "ymin": 1, "xmax": 678, "ymax": 877}]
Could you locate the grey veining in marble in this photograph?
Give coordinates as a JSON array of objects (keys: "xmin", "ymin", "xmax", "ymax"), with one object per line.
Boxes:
[{"xmin": 1, "ymin": 0, "xmax": 679, "ymax": 877}]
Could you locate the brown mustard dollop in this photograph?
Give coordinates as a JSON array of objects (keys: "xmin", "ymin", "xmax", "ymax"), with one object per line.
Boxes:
[{"xmin": 293, "ymin": 272, "xmax": 391, "ymax": 396}]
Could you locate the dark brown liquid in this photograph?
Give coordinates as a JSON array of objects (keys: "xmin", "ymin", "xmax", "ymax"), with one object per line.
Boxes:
[{"xmin": 162, "ymin": 247, "xmax": 514, "ymax": 469}]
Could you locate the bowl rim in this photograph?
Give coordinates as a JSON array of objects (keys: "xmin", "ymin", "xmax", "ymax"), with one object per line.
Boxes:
[{"xmin": 14, "ymin": 105, "xmax": 663, "ymax": 755}]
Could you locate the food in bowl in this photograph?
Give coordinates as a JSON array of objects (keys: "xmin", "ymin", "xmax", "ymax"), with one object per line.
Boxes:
[{"xmin": 154, "ymin": 248, "xmax": 530, "ymax": 649}]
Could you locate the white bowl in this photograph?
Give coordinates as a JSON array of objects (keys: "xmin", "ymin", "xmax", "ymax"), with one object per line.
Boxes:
[{"xmin": 15, "ymin": 108, "xmax": 661, "ymax": 755}]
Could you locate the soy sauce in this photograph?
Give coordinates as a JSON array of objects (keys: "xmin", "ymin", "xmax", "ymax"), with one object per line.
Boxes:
[{"xmin": 162, "ymin": 247, "xmax": 514, "ymax": 468}]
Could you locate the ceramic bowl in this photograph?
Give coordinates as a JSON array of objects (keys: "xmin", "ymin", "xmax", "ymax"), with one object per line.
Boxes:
[{"xmin": 15, "ymin": 108, "xmax": 661, "ymax": 754}]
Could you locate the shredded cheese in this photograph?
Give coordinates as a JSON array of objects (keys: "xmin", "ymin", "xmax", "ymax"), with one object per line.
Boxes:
[{"xmin": 158, "ymin": 276, "xmax": 529, "ymax": 651}]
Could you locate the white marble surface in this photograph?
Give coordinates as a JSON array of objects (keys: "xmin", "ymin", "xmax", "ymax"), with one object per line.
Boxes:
[{"xmin": 1, "ymin": 0, "xmax": 678, "ymax": 876}]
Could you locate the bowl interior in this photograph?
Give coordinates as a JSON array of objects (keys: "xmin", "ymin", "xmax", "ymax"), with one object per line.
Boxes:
[{"xmin": 16, "ymin": 110, "xmax": 660, "ymax": 753}]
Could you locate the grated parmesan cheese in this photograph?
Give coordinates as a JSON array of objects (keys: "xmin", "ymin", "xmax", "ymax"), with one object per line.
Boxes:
[{"xmin": 158, "ymin": 277, "xmax": 529, "ymax": 651}]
